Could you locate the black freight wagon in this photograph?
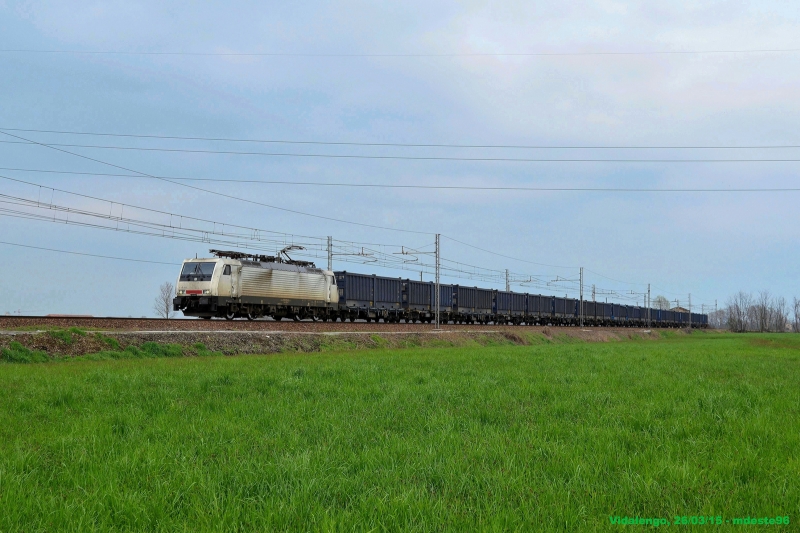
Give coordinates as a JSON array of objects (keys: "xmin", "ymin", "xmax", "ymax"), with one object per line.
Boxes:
[
  {"xmin": 495, "ymin": 291, "xmax": 526, "ymax": 323},
  {"xmin": 630, "ymin": 306, "xmax": 642, "ymax": 325},
  {"xmin": 553, "ymin": 297, "xmax": 575, "ymax": 324},
  {"xmin": 582, "ymin": 300, "xmax": 596, "ymax": 325},
  {"xmin": 437, "ymin": 283, "xmax": 454, "ymax": 322},
  {"xmin": 611, "ymin": 304, "xmax": 623, "ymax": 325},
  {"xmin": 475, "ymin": 288, "xmax": 494, "ymax": 322},
  {"xmin": 335, "ymin": 272, "xmax": 402, "ymax": 321},
  {"xmin": 454, "ymin": 286, "xmax": 493, "ymax": 323},
  {"xmin": 402, "ymin": 279, "xmax": 432, "ymax": 322},
  {"xmin": 565, "ymin": 298, "xmax": 578, "ymax": 324},
  {"xmin": 526, "ymin": 294, "xmax": 549, "ymax": 324},
  {"xmin": 597, "ymin": 302, "xmax": 612, "ymax": 326}
]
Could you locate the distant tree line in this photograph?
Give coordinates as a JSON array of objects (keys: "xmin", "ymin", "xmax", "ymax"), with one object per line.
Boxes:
[{"xmin": 708, "ymin": 291, "xmax": 799, "ymax": 333}]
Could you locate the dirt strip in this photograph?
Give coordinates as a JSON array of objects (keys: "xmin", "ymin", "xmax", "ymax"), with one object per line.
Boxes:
[
  {"xmin": 0, "ymin": 326, "xmax": 680, "ymax": 358},
  {"xmin": 0, "ymin": 315, "xmax": 691, "ymax": 333}
]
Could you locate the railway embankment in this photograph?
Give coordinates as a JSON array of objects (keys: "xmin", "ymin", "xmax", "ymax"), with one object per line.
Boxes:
[{"xmin": 0, "ymin": 325, "xmax": 694, "ymax": 362}]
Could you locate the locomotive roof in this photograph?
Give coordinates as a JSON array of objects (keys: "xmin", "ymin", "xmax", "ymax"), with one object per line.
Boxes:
[
  {"xmin": 182, "ymin": 257, "xmax": 324, "ymax": 274},
  {"xmin": 241, "ymin": 260, "xmax": 323, "ymax": 274}
]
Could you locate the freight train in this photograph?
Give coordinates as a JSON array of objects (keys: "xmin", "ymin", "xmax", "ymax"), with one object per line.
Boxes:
[{"xmin": 173, "ymin": 250, "xmax": 708, "ymax": 327}]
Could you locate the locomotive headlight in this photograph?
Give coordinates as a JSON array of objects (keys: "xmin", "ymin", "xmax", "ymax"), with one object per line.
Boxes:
[
  {"xmin": 203, "ymin": 290, "xmax": 211, "ymax": 295},
  {"xmin": 178, "ymin": 289, "xmax": 186, "ymax": 295}
]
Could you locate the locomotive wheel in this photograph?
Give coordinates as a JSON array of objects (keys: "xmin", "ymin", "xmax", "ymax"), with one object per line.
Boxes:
[
  {"xmin": 247, "ymin": 311, "xmax": 258, "ymax": 321},
  {"xmin": 224, "ymin": 311, "xmax": 236, "ymax": 321}
]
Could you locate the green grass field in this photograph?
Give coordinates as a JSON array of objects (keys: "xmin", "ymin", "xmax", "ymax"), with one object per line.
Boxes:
[{"xmin": 1, "ymin": 333, "xmax": 798, "ymax": 531}]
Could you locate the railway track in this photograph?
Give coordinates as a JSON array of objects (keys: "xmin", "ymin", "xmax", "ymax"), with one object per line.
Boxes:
[{"xmin": 0, "ymin": 315, "xmax": 666, "ymax": 333}]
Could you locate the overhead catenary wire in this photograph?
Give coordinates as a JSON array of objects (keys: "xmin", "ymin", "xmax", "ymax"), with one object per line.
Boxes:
[
  {"xmin": 441, "ymin": 234, "xmax": 578, "ymax": 269},
  {"xmin": 0, "ymin": 172, "xmax": 494, "ymax": 279},
  {"xmin": 0, "ymin": 133, "xmax": 711, "ymax": 300},
  {"xmin": 0, "ymin": 174, "xmax": 447, "ymax": 274},
  {"xmin": 0, "ymin": 225, "xmax": 626, "ymax": 299},
  {"xmin": 2, "ymin": 47, "xmax": 800, "ymax": 57},
  {"xmin": 0, "ymin": 173, "xmax": 706, "ymax": 303},
  {"xmin": 2, "ymin": 166, "xmax": 798, "ymax": 193},
  {"xmin": 0, "ymin": 173, "xmax": 329, "ymax": 244},
  {"xmin": 0, "ymin": 130, "xmax": 431, "ymax": 235},
  {"xmin": 3, "ymin": 139, "xmax": 800, "ymax": 163},
  {"xmin": 0, "ymin": 183, "xmax": 533, "ymax": 285},
  {"xmin": 0, "ymin": 206, "xmax": 529, "ymax": 285},
  {"xmin": 0, "ymin": 240, "xmax": 179, "ymax": 266},
  {"xmin": 3, "ymin": 127, "xmax": 800, "ymax": 150},
  {"xmin": 0, "ymin": 190, "xmax": 666, "ymax": 300}
]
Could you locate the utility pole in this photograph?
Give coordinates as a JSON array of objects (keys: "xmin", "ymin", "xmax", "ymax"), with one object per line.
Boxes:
[
  {"xmin": 435, "ymin": 233, "xmax": 440, "ymax": 330},
  {"xmin": 505, "ymin": 269, "xmax": 510, "ymax": 292},
  {"xmin": 688, "ymin": 293, "xmax": 692, "ymax": 329},
  {"xmin": 579, "ymin": 267, "xmax": 584, "ymax": 327},
  {"xmin": 327, "ymin": 236, "xmax": 332, "ymax": 271},
  {"xmin": 592, "ymin": 284, "xmax": 596, "ymax": 302},
  {"xmin": 647, "ymin": 283, "xmax": 651, "ymax": 328},
  {"xmin": 420, "ymin": 271, "xmax": 423, "ymax": 282}
]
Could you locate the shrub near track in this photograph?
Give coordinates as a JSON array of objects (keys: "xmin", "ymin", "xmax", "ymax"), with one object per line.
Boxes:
[{"xmin": 0, "ymin": 334, "xmax": 797, "ymax": 531}]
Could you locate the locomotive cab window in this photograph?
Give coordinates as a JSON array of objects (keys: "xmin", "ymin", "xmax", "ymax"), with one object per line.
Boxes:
[
  {"xmin": 179, "ymin": 262, "xmax": 216, "ymax": 281},
  {"xmin": 222, "ymin": 265, "xmax": 231, "ymax": 275}
]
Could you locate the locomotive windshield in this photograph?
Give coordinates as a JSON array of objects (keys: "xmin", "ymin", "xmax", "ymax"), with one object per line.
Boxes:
[{"xmin": 180, "ymin": 262, "xmax": 216, "ymax": 281}]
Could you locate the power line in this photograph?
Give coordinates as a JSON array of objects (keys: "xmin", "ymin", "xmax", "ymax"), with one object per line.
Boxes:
[
  {"xmin": 3, "ymin": 139, "xmax": 800, "ymax": 163},
  {"xmin": 3, "ymin": 167, "xmax": 798, "ymax": 193},
  {"xmin": 0, "ymin": 177, "xmax": 419, "ymax": 270},
  {"xmin": 3, "ymin": 127, "xmax": 800, "ymax": 150},
  {"xmin": 0, "ymin": 133, "xmax": 710, "ymax": 299},
  {"xmin": 584, "ymin": 268, "xmax": 646, "ymax": 287},
  {"xmin": 0, "ymin": 187, "xmax": 683, "ymax": 301},
  {"xmin": 444, "ymin": 237, "xmax": 708, "ymax": 301},
  {"xmin": 0, "ymin": 236, "xmax": 638, "ymax": 301},
  {"xmin": 0, "ymin": 130, "xmax": 431, "ymax": 235},
  {"xmin": 2, "ymin": 47, "xmax": 800, "ymax": 57},
  {"xmin": 0, "ymin": 240, "xmax": 178, "ymax": 266},
  {"xmin": 441, "ymin": 235, "xmax": 578, "ymax": 269},
  {"xmin": 0, "ymin": 173, "xmax": 328, "ymax": 243},
  {"xmin": 0, "ymin": 202, "xmax": 532, "ymax": 285},
  {"xmin": 0, "ymin": 176, "xmax": 531, "ymax": 283}
]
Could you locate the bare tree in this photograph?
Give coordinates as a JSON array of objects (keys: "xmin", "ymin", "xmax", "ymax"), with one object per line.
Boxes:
[
  {"xmin": 726, "ymin": 291, "xmax": 752, "ymax": 333},
  {"xmin": 652, "ymin": 295, "xmax": 670, "ymax": 310},
  {"xmin": 772, "ymin": 296, "xmax": 789, "ymax": 332},
  {"xmin": 153, "ymin": 281, "xmax": 175, "ymax": 319},
  {"xmin": 752, "ymin": 290, "xmax": 772, "ymax": 332},
  {"xmin": 794, "ymin": 297, "xmax": 800, "ymax": 333},
  {"xmin": 708, "ymin": 308, "xmax": 728, "ymax": 330}
]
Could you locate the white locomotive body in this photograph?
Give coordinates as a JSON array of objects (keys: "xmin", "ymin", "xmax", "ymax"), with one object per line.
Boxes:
[{"xmin": 173, "ymin": 253, "xmax": 338, "ymax": 320}]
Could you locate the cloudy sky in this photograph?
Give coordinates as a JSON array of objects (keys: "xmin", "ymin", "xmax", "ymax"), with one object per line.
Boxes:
[{"xmin": 1, "ymin": 1, "xmax": 798, "ymax": 316}]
